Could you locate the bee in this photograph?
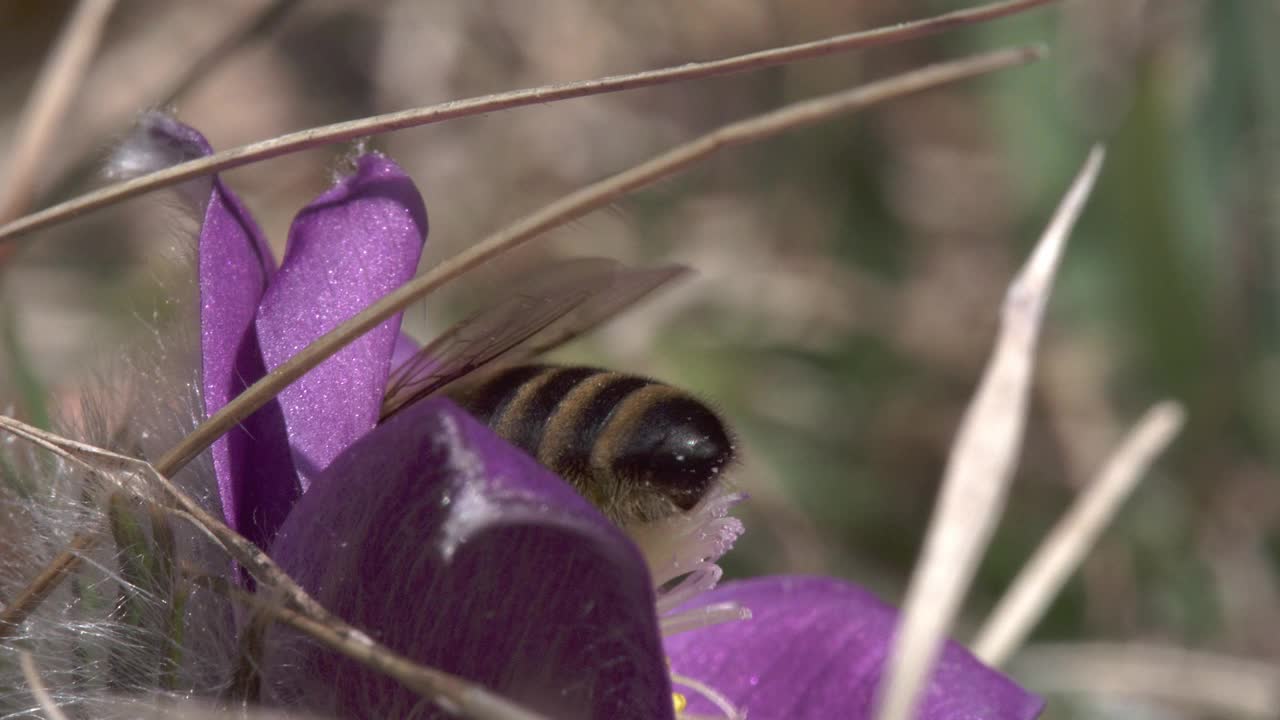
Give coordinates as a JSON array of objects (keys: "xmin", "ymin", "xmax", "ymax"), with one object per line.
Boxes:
[{"xmin": 379, "ymin": 258, "xmax": 734, "ymax": 527}]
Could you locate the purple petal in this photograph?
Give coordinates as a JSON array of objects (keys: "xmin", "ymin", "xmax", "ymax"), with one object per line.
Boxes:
[
  {"xmin": 265, "ymin": 398, "xmax": 674, "ymax": 720},
  {"xmin": 390, "ymin": 331, "xmax": 420, "ymax": 368},
  {"xmin": 201, "ymin": 170, "xmax": 292, "ymax": 545},
  {"xmin": 664, "ymin": 577, "xmax": 1043, "ymax": 720},
  {"xmin": 254, "ymin": 153, "xmax": 427, "ymax": 497},
  {"xmin": 146, "ymin": 116, "xmax": 286, "ymax": 536}
]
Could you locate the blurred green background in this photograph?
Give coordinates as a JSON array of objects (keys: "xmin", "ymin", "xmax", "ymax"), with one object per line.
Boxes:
[{"xmin": 1, "ymin": 1, "xmax": 1277, "ymax": 716}]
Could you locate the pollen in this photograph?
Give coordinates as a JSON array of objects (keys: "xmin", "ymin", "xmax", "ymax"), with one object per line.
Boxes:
[{"xmin": 670, "ymin": 670, "xmax": 745, "ymax": 719}]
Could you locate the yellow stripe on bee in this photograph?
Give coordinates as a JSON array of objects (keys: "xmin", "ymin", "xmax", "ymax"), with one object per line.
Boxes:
[
  {"xmin": 491, "ymin": 365, "xmax": 561, "ymax": 441},
  {"xmin": 536, "ymin": 370, "xmax": 621, "ymax": 467}
]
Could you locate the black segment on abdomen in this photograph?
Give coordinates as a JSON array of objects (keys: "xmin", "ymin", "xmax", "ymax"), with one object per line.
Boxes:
[
  {"xmin": 553, "ymin": 374, "xmax": 654, "ymax": 475},
  {"xmin": 448, "ymin": 364, "xmax": 548, "ymax": 426},
  {"xmin": 612, "ymin": 395, "xmax": 732, "ymax": 510}
]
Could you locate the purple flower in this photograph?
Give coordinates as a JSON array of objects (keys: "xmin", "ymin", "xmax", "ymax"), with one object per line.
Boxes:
[
  {"xmin": 664, "ymin": 578, "xmax": 1042, "ymax": 718},
  {"xmin": 156, "ymin": 114, "xmax": 1043, "ymax": 719}
]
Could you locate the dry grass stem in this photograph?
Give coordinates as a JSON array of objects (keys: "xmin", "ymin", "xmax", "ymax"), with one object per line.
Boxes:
[
  {"xmin": 973, "ymin": 401, "xmax": 1186, "ymax": 667},
  {"xmin": 0, "ymin": 415, "xmax": 547, "ymax": 720},
  {"xmin": 1013, "ymin": 643, "xmax": 1280, "ymax": 718},
  {"xmin": 0, "ymin": 0, "xmax": 1059, "ymax": 242},
  {"xmin": 873, "ymin": 146, "xmax": 1106, "ymax": 720},
  {"xmin": 0, "ymin": 0, "xmax": 116, "ymax": 226},
  {"xmin": 19, "ymin": 651, "xmax": 70, "ymax": 720},
  {"xmin": 0, "ymin": 532, "xmax": 96, "ymax": 642}
]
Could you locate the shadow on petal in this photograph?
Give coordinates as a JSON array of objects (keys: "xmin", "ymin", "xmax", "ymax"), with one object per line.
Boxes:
[{"xmin": 265, "ymin": 398, "xmax": 674, "ymax": 720}]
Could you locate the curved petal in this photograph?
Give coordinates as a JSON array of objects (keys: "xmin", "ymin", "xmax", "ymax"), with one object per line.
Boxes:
[
  {"xmin": 265, "ymin": 398, "xmax": 674, "ymax": 720},
  {"xmin": 141, "ymin": 115, "xmax": 286, "ymax": 536},
  {"xmin": 664, "ymin": 576, "xmax": 1043, "ymax": 720},
  {"xmin": 252, "ymin": 154, "xmax": 427, "ymax": 539},
  {"xmin": 390, "ymin": 331, "xmax": 420, "ymax": 369}
]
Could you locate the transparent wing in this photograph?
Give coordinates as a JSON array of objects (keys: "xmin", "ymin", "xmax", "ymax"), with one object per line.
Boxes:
[
  {"xmin": 516, "ymin": 262, "xmax": 691, "ymax": 359},
  {"xmin": 380, "ymin": 257, "xmax": 691, "ymax": 420}
]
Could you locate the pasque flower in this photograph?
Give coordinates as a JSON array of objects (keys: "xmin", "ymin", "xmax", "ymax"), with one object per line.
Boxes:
[{"xmin": 149, "ymin": 114, "xmax": 1042, "ymax": 719}]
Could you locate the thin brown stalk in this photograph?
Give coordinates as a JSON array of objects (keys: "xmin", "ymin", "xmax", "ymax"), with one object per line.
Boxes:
[
  {"xmin": 0, "ymin": 0, "xmax": 1058, "ymax": 242},
  {"xmin": 19, "ymin": 651, "xmax": 71, "ymax": 720},
  {"xmin": 973, "ymin": 401, "xmax": 1185, "ymax": 667},
  {"xmin": 873, "ymin": 147, "xmax": 1106, "ymax": 720},
  {"xmin": 0, "ymin": 533, "xmax": 96, "ymax": 640},
  {"xmin": 1013, "ymin": 643, "xmax": 1280, "ymax": 718}
]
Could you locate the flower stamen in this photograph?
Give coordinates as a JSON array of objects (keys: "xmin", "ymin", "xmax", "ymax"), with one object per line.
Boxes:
[
  {"xmin": 671, "ymin": 670, "xmax": 746, "ymax": 720},
  {"xmin": 630, "ymin": 486, "xmax": 746, "ymax": 591},
  {"xmin": 660, "ymin": 601, "xmax": 752, "ymax": 636}
]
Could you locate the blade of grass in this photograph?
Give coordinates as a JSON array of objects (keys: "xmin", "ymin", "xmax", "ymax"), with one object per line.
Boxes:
[
  {"xmin": 973, "ymin": 401, "xmax": 1186, "ymax": 667},
  {"xmin": 873, "ymin": 147, "xmax": 1106, "ymax": 720},
  {"xmin": 107, "ymin": 494, "xmax": 151, "ymax": 622},
  {"xmin": 0, "ymin": 0, "xmax": 117, "ymax": 225},
  {"xmin": 0, "ymin": 0, "xmax": 1058, "ymax": 242},
  {"xmin": 148, "ymin": 502, "xmax": 185, "ymax": 691},
  {"xmin": 106, "ymin": 492, "xmax": 155, "ymax": 689}
]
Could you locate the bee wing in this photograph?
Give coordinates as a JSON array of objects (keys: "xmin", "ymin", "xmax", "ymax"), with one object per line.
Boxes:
[
  {"xmin": 516, "ymin": 262, "xmax": 691, "ymax": 358},
  {"xmin": 380, "ymin": 257, "xmax": 691, "ymax": 420}
]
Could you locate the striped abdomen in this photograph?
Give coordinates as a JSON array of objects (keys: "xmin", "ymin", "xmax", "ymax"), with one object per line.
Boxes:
[{"xmin": 446, "ymin": 365, "xmax": 733, "ymax": 525}]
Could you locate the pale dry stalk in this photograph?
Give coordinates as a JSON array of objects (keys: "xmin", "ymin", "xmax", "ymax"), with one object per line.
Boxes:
[{"xmin": 874, "ymin": 147, "xmax": 1106, "ymax": 720}]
